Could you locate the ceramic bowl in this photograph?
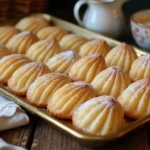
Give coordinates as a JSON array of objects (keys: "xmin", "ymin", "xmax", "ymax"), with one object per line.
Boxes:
[{"xmin": 130, "ymin": 9, "xmax": 150, "ymax": 51}]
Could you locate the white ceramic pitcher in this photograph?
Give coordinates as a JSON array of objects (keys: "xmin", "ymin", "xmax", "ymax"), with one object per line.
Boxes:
[{"xmin": 74, "ymin": 0, "xmax": 126, "ymax": 38}]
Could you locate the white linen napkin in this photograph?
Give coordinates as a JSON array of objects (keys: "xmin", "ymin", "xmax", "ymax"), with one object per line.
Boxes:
[
  {"xmin": 0, "ymin": 95, "xmax": 29, "ymax": 131},
  {"xmin": 0, "ymin": 138, "xmax": 26, "ymax": 150}
]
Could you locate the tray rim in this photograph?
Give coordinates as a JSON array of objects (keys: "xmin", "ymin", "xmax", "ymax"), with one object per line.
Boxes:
[
  {"xmin": 0, "ymin": 13, "xmax": 150, "ymax": 147},
  {"xmin": 1, "ymin": 85, "xmax": 150, "ymax": 142}
]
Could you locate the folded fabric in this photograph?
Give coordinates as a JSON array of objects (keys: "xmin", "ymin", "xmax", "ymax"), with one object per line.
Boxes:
[
  {"xmin": 0, "ymin": 138, "xmax": 26, "ymax": 150},
  {"xmin": 0, "ymin": 95, "xmax": 29, "ymax": 131}
]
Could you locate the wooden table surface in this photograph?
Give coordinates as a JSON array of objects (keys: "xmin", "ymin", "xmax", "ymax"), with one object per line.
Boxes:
[{"xmin": 0, "ymin": 113, "xmax": 150, "ymax": 150}]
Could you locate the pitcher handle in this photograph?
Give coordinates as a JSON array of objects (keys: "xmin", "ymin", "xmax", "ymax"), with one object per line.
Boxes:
[
  {"xmin": 73, "ymin": 0, "xmax": 89, "ymax": 27},
  {"xmin": 74, "ymin": 0, "xmax": 116, "ymax": 27}
]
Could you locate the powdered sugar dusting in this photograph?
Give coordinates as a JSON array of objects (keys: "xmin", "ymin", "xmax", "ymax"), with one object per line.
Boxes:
[
  {"xmin": 128, "ymin": 86, "xmax": 136, "ymax": 93},
  {"xmin": 0, "ymin": 54, "xmax": 23, "ymax": 62},
  {"xmin": 21, "ymin": 62, "xmax": 44, "ymax": 71},
  {"xmin": 137, "ymin": 79, "xmax": 150, "ymax": 86},
  {"xmin": 27, "ymin": 82, "xmax": 36, "ymax": 95},
  {"xmin": 0, "ymin": 56, "xmax": 11, "ymax": 62},
  {"xmin": 47, "ymin": 55, "xmax": 58, "ymax": 62},
  {"xmin": 89, "ymin": 54, "xmax": 101, "ymax": 58},
  {"xmin": 28, "ymin": 82, "xmax": 35, "ymax": 90},
  {"xmin": 48, "ymin": 51, "xmax": 78, "ymax": 62},
  {"xmin": 62, "ymin": 51, "xmax": 78, "ymax": 60},
  {"xmin": 76, "ymin": 96, "xmax": 117, "ymax": 112},
  {"xmin": 73, "ymin": 81, "xmax": 93, "ymax": 89},
  {"xmin": 101, "ymin": 96, "xmax": 117, "ymax": 106},
  {"xmin": 139, "ymin": 54, "xmax": 150, "ymax": 61},
  {"xmin": 16, "ymin": 31, "xmax": 32, "ymax": 37},
  {"xmin": 21, "ymin": 63, "xmax": 34, "ymax": 71},
  {"xmin": 97, "ymin": 66, "xmax": 122, "ymax": 77},
  {"xmin": 125, "ymin": 79, "xmax": 150, "ymax": 94}
]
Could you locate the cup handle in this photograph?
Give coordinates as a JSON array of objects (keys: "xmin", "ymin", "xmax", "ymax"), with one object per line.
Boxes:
[{"xmin": 73, "ymin": 0, "xmax": 89, "ymax": 27}]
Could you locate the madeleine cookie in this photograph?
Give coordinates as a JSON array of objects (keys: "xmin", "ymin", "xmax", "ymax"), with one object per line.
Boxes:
[
  {"xmin": 69, "ymin": 54, "xmax": 106, "ymax": 83},
  {"xmin": 6, "ymin": 31, "xmax": 38, "ymax": 54},
  {"xmin": 91, "ymin": 66, "xmax": 131, "ymax": 98},
  {"xmin": 47, "ymin": 82, "xmax": 96, "ymax": 119},
  {"xmin": 0, "ymin": 54, "xmax": 30, "ymax": 84},
  {"xmin": 118, "ymin": 79, "xmax": 150, "ymax": 119},
  {"xmin": 105, "ymin": 43, "xmax": 137, "ymax": 73},
  {"xmin": 8, "ymin": 62, "xmax": 50, "ymax": 96},
  {"xmin": 46, "ymin": 50, "xmax": 80, "ymax": 74},
  {"xmin": 73, "ymin": 96, "xmax": 124, "ymax": 136},
  {"xmin": 37, "ymin": 26, "xmax": 68, "ymax": 41},
  {"xmin": 26, "ymin": 39, "xmax": 62, "ymax": 63},
  {"xmin": 0, "ymin": 44, "xmax": 11, "ymax": 59},
  {"xmin": 15, "ymin": 16, "xmax": 49, "ymax": 34},
  {"xmin": 27, "ymin": 73, "xmax": 71, "ymax": 107},
  {"xmin": 129, "ymin": 54, "xmax": 150, "ymax": 81},
  {"xmin": 0, "ymin": 26, "xmax": 20, "ymax": 45},
  {"xmin": 79, "ymin": 40, "xmax": 111, "ymax": 58},
  {"xmin": 60, "ymin": 34, "xmax": 88, "ymax": 52}
]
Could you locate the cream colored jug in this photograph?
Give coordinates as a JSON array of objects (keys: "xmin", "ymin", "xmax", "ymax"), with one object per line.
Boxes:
[{"xmin": 74, "ymin": 0, "xmax": 126, "ymax": 38}]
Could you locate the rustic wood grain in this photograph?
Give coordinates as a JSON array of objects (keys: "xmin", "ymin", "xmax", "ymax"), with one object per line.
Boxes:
[
  {"xmin": 31, "ymin": 118, "xmax": 149, "ymax": 150},
  {"xmin": 0, "ymin": 115, "xmax": 36, "ymax": 149}
]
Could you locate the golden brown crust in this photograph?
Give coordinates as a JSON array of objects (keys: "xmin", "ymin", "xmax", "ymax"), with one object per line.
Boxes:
[
  {"xmin": 0, "ymin": 26, "xmax": 20, "ymax": 45},
  {"xmin": 105, "ymin": 42, "xmax": 137, "ymax": 73},
  {"xmin": 26, "ymin": 39, "xmax": 62, "ymax": 63},
  {"xmin": 124, "ymin": 112, "xmax": 141, "ymax": 120},
  {"xmin": 79, "ymin": 40, "xmax": 111, "ymax": 58},
  {"xmin": 8, "ymin": 62, "xmax": 50, "ymax": 96},
  {"xmin": 59, "ymin": 34, "xmax": 88, "ymax": 52},
  {"xmin": 91, "ymin": 66, "xmax": 131, "ymax": 98},
  {"xmin": 47, "ymin": 81, "xmax": 96, "ymax": 119},
  {"xmin": 69, "ymin": 54, "xmax": 106, "ymax": 83},
  {"xmin": 129, "ymin": 54, "xmax": 150, "ymax": 81},
  {"xmin": 0, "ymin": 44, "xmax": 11, "ymax": 59},
  {"xmin": 6, "ymin": 31, "xmax": 39, "ymax": 54},
  {"xmin": 26, "ymin": 73, "xmax": 71, "ymax": 107},
  {"xmin": 72, "ymin": 96, "xmax": 124, "ymax": 136},
  {"xmin": 37, "ymin": 26, "xmax": 68, "ymax": 41},
  {"xmin": 118, "ymin": 79, "xmax": 150, "ymax": 119},
  {"xmin": 0, "ymin": 54, "xmax": 31, "ymax": 84},
  {"xmin": 15, "ymin": 16, "xmax": 49, "ymax": 34}
]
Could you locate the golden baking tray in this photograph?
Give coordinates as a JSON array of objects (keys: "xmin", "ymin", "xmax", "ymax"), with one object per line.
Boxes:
[{"xmin": 0, "ymin": 13, "xmax": 149, "ymax": 147}]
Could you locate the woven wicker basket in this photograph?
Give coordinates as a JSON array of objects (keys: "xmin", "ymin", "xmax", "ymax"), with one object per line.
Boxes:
[{"xmin": 0, "ymin": 0, "xmax": 47, "ymax": 21}]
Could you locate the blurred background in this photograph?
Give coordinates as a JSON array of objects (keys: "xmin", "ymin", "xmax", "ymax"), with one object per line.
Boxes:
[
  {"xmin": 1, "ymin": 0, "xmax": 150, "ymax": 46},
  {"xmin": 0, "ymin": 0, "xmax": 77, "ymax": 22},
  {"xmin": 48, "ymin": 0, "xmax": 150, "ymax": 23},
  {"xmin": 2, "ymin": 0, "xmax": 150, "ymax": 22}
]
